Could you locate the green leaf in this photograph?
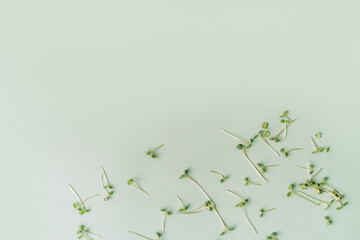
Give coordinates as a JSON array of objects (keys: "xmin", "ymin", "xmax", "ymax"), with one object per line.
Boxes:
[
  {"xmin": 315, "ymin": 132, "xmax": 322, "ymax": 138},
  {"xmin": 127, "ymin": 179, "xmax": 134, "ymax": 185},
  {"xmin": 262, "ymin": 122, "xmax": 269, "ymax": 129},
  {"xmin": 236, "ymin": 144, "xmax": 244, "ymax": 150}
]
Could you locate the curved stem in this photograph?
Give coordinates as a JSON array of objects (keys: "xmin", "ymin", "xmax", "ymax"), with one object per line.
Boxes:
[
  {"xmin": 292, "ymin": 190, "xmax": 320, "ymax": 206},
  {"xmin": 273, "ymin": 119, "xmax": 296, "ymax": 140},
  {"xmin": 241, "ymin": 149, "xmax": 269, "ymax": 183},
  {"xmin": 176, "ymin": 195, "xmax": 184, "ymax": 209},
  {"xmin": 129, "ymin": 231, "xmax": 154, "ymax": 240},
  {"xmin": 310, "ymin": 167, "xmax": 324, "ymax": 180},
  {"xmin": 225, "ymin": 189, "xmax": 245, "ymax": 202},
  {"xmin": 68, "ymin": 184, "xmax": 85, "ymax": 210},
  {"xmin": 82, "ymin": 194, "xmax": 101, "ymax": 203},
  {"xmin": 86, "ymin": 231, "xmax": 103, "ymax": 238},
  {"xmin": 264, "ymin": 165, "xmax": 280, "ymax": 168},
  {"xmin": 242, "ymin": 208, "xmax": 258, "ymax": 235},
  {"xmin": 185, "ymin": 175, "xmax": 228, "ymax": 230},
  {"xmin": 264, "ymin": 207, "xmax": 277, "ymax": 213},
  {"xmin": 151, "ymin": 144, "xmax": 164, "ymax": 154},
  {"xmin": 220, "ymin": 128, "xmax": 250, "ymax": 145},
  {"xmin": 259, "ymin": 135, "xmax": 280, "ymax": 157},
  {"xmin": 286, "ymin": 148, "xmax": 304, "ymax": 153},
  {"xmin": 100, "ymin": 165, "xmax": 110, "ymax": 186},
  {"xmin": 133, "ymin": 184, "xmax": 149, "ymax": 196}
]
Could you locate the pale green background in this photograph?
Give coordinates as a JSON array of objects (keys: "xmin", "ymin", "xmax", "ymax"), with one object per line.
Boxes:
[{"xmin": 0, "ymin": 0, "xmax": 359, "ymax": 239}]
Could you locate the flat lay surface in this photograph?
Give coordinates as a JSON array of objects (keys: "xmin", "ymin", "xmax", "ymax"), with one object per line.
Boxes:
[{"xmin": 0, "ymin": 0, "xmax": 359, "ymax": 239}]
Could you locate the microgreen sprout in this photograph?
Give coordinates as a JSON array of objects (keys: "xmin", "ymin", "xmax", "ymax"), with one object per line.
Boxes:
[
  {"xmin": 176, "ymin": 195, "xmax": 189, "ymax": 213},
  {"xmin": 160, "ymin": 209, "xmax": 172, "ymax": 234},
  {"xmin": 210, "ymin": 170, "xmax": 229, "ymax": 183},
  {"xmin": 145, "ymin": 144, "xmax": 164, "ymax": 159},
  {"xmin": 324, "ymin": 216, "xmax": 332, "ymax": 226},
  {"xmin": 255, "ymin": 122, "xmax": 280, "ymax": 157},
  {"xmin": 291, "ymin": 165, "xmax": 348, "ymax": 212},
  {"xmin": 310, "ymin": 137, "xmax": 329, "ymax": 153},
  {"xmin": 266, "ymin": 232, "xmax": 278, "ymax": 240},
  {"xmin": 259, "ymin": 207, "xmax": 276, "ymax": 217},
  {"xmin": 270, "ymin": 110, "xmax": 296, "ymax": 142},
  {"xmin": 77, "ymin": 225, "xmax": 102, "ymax": 239},
  {"xmin": 286, "ymin": 184, "xmax": 320, "ymax": 206},
  {"xmin": 178, "ymin": 200, "xmax": 213, "ymax": 214},
  {"xmin": 244, "ymin": 177, "xmax": 262, "ymax": 186},
  {"xmin": 236, "ymin": 144, "xmax": 269, "ymax": 183},
  {"xmin": 129, "ymin": 231, "xmax": 162, "ymax": 240},
  {"xmin": 68, "ymin": 185, "xmax": 100, "ymax": 215},
  {"xmin": 180, "ymin": 169, "xmax": 234, "ymax": 236},
  {"xmin": 298, "ymin": 165, "xmax": 314, "ymax": 174},
  {"xmin": 127, "ymin": 178, "xmax": 149, "ymax": 196},
  {"xmin": 279, "ymin": 147, "xmax": 303, "ymax": 157},
  {"xmin": 220, "ymin": 128, "xmax": 253, "ymax": 148},
  {"xmin": 100, "ymin": 165, "xmax": 114, "ymax": 201},
  {"xmin": 315, "ymin": 132, "xmax": 322, "ymax": 138},
  {"xmin": 257, "ymin": 163, "xmax": 280, "ymax": 173},
  {"xmin": 226, "ymin": 189, "xmax": 258, "ymax": 235}
]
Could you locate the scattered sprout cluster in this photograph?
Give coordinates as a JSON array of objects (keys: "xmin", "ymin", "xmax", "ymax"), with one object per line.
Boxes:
[{"xmin": 68, "ymin": 110, "xmax": 348, "ymax": 239}]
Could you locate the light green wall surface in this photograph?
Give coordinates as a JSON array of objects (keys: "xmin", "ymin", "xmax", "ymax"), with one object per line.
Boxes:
[{"xmin": 0, "ymin": 1, "xmax": 359, "ymax": 239}]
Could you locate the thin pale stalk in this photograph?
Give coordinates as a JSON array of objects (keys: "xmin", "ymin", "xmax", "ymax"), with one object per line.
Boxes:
[
  {"xmin": 176, "ymin": 195, "xmax": 184, "ymax": 209},
  {"xmin": 68, "ymin": 184, "xmax": 85, "ymax": 210},
  {"xmin": 259, "ymin": 135, "xmax": 280, "ymax": 157},
  {"xmin": 242, "ymin": 208, "xmax": 258, "ymax": 235},
  {"xmin": 264, "ymin": 165, "xmax": 280, "ymax": 167},
  {"xmin": 220, "ymin": 128, "xmax": 250, "ymax": 145},
  {"xmin": 100, "ymin": 173, "xmax": 109, "ymax": 194},
  {"xmin": 185, "ymin": 175, "xmax": 228, "ymax": 230},
  {"xmin": 161, "ymin": 214, "xmax": 165, "ymax": 234},
  {"xmin": 86, "ymin": 231, "xmax": 103, "ymax": 238},
  {"xmin": 306, "ymin": 162, "xmax": 311, "ymax": 181},
  {"xmin": 248, "ymin": 181, "xmax": 262, "ymax": 186},
  {"xmin": 292, "ymin": 191, "xmax": 320, "ymax": 206},
  {"xmin": 225, "ymin": 189, "xmax": 245, "ymax": 202},
  {"xmin": 82, "ymin": 194, "xmax": 101, "ymax": 203},
  {"xmin": 298, "ymin": 191, "xmax": 329, "ymax": 205},
  {"xmin": 210, "ymin": 171, "xmax": 224, "ymax": 178},
  {"xmin": 129, "ymin": 231, "xmax": 154, "ymax": 240},
  {"xmin": 133, "ymin": 184, "xmax": 149, "ymax": 196},
  {"xmin": 273, "ymin": 119, "xmax": 296, "ymax": 140},
  {"xmin": 310, "ymin": 167, "xmax": 324, "ymax": 180},
  {"xmin": 264, "ymin": 207, "xmax": 277, "ymax": 212},
  {"xmin": 100, "ymin": 165, "xmax": 110, "ymax": 186},
  {"xmin": 241, "ymin": 149, "xmax": 269, "ymax": 183},
  {"xmin": 151, "ymin": 144, "xmax": 164, "ymax": 154}
]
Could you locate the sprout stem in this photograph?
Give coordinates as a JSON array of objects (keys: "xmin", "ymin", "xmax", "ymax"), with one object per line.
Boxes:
[
  {"xmin": 220, "ymin": 128, "xmax": 250, "ymax": 145},
  {"xmin": 68, "ymin": 184, "xmax": 85, "ymax": 210},
  {"xmin": 259, "ymin": 135, "xmax": 280, "ymax": 157},
  {"xmin": 240, "ymin": 148, "xmax": 269, "ymax": 183}
]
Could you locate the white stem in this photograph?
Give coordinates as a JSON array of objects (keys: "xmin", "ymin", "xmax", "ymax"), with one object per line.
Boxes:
[
  {"xmin": 185, "ymin": 175, "xmax": 227, "ymax": 229},
  {"xmin": 225, "ymin": 189, "xmax": 245, "ymax": 202},
  {"xmin": 161, "ymin": 213, "xmax": 165, "ymax": 234},
  {"xmin": 242, "ymin": 208, "xmax": 258, "ymax": 235},
  {"xmin": 310, "ymin": 167, "xmax": 324, "ymax": 180},
  {"xmin": 284, "ymin": 122, "xmax": 287, "ymax": 139},
  {"xmin": 259, "ymin": 135, "xmax": 280, "ymax": 157},
  {"xmin": 100, "ymin": 165, "xmax": 110, "ymax": 186},
  {"xmin": 306, "ymin": 162, "xmax": 311, "ymax": 181},
  {"xmin": 129, "ymin": 231, "xmax": 154, "ymax": 240},
  {"xmin": 241, "ymin": 149, "xmax": 269, "ymax": 183},
  {"xmin": 68, "ymin": 184, "xmax": 85, "ymax": 210},
  {"xmin": 100, "ymin": 173, "xmax": 109, "ymax": 194},
  {"xmin": 133, "ymin": 183, "xmax": 149, "ymax": 196},
  {"xmin": 220, "ymin": 128, "xmax": 250, "ymax": 144},
  {"xmin": 176, "ymin": 195, "xmax": 184, "ymax": 209}
]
